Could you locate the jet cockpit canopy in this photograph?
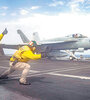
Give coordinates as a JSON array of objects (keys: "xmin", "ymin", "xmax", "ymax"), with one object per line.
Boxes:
[{"xmin": 66, "ymin": 33, "xmax": 87, "ymax": 38}]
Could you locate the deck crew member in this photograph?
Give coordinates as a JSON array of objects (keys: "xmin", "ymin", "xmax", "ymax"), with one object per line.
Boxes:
[{"xmin": 0, "ymin": 41, "xmax": 42, "ymax": 85}]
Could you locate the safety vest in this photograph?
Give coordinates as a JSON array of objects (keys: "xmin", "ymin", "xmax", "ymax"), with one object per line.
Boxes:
[{"xmin": 10, "ymin": 46, "xmax": 41, "ymax": 62}]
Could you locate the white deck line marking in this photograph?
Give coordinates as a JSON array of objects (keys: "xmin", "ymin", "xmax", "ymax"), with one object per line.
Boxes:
[
  {"xmin": 0, "ymin": 66, "xmax": 40, "ymax": 73},
  {"xmin": 7, "ymin": 66, "xmax": 90, "ymax": 79},
  {"xmin": 0, "ymin": 65, "xmax": 84, "ymax": 73},
  {"xmin": 8, "ymin": 66, "xmax": 90, "ymax": 77},
  {"xmin": 0, "ymin": 65, "xmax": 78, "ymax": 71},
  {"xmin": 31, "ymin": 66, "xmax": 90, "ymax": 74},
  {"xmin": 0, "ymin": 65, "xmax": 90, "ymax": 74},
  {"xmin": 48, "ymin": 72, "xmax": 90, "ymax": 80},
  {"xmin": 47, "ymin": 66, "xmax": 90, "ymax": 73},
  {"xmin": 29, "ymin": 70, "xmax": 40, "ymax": 73},
  {"xmin": 1, "ymin": 65, "xmax": 90, "ymax": 80},
  {"xmin": 0, "ymin": 66, "xmax": 8, "ymax": 69}
]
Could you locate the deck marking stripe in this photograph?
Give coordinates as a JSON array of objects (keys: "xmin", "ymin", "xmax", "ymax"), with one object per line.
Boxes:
[
  {"xmin": 6, "ymin": 66, "xmax": 90, "ymax": 80},
  {"xmin": 1, "ymin": 65, "xmax": 90, "ymax": 80},
  {"xmin": 48, "ymin": 72, "xmax": 90, "ymax": 80}
]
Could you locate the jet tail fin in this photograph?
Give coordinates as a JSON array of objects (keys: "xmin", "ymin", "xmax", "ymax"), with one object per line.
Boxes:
[
  {"xmin": 17, "ymin": 29, "xmax": 40, "ymax": 44},
  {"xmin": 32, "ymin": 32, "xmax": 40, "ymax": 44},
  {"xmin": 17, "ymin": 29, "xmax": 30, "ymax": 43}
]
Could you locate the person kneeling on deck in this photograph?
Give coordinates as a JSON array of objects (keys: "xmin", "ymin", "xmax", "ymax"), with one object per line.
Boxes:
[{"xmin": 0, "ymin": 41, "xmax": 42, "ymax": 85}]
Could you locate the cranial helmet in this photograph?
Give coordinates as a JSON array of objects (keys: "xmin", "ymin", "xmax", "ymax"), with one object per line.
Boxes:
[{"xmin": 28, "ymin": 41, "xmax": 37, "ymax": 47}]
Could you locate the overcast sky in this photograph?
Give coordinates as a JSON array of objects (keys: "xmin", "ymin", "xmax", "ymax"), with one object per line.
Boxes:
[{"xmin": 0, "ymin": 0, "xmax": 90, "ymax": 44}]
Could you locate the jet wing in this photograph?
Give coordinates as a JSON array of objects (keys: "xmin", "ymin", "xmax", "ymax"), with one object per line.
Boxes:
[
  {"xmin": 1, "ymin": 39, "xmax": 78, "ymax": 53},
  {"xmin": 2, "ymin": 43, "xmax": 27, "ymax": 49},
  {"xmin": 34, "ymin": 39, "xmax": 78, "ymax": 53},
  {"xmin": 41, "ymin": 39, "xmax": 78, "ymax": 44}
]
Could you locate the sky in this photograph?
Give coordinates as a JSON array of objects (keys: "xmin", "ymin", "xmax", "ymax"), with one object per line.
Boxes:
[{"xmin": 0, "ymin": 0, "xmax": 90, "ymax": 45}]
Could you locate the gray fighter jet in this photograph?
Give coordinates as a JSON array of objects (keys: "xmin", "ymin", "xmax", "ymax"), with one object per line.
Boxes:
[{"xmin": 17, "ymin": 29, "xmax": 89, "ymax": 60}]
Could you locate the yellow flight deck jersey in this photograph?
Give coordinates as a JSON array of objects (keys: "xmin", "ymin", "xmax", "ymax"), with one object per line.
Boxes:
[
  {"xmin": 0, "ymin": 33, "xmax": 4, "ymax": 41},
  {"xmin": 10, "ymin": 46, "xmax": 41, "ymax": 62}
]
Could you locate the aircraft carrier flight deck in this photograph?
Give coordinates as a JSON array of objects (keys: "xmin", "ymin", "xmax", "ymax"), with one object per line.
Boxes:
[{"xmin": 0, "ymin": 58, "xmax": 90, "ymax": 100}]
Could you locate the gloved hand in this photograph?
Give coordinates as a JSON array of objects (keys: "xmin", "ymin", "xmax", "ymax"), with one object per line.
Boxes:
[
  {"xmin": 41, "ymin": 52, "xmax": 47, "ymax": 58},
  {"xmin": 2, "ymin": 28, "xmax": 8, "ymax": 35}
]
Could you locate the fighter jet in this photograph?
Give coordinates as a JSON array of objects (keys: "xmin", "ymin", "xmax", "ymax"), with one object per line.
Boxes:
[{"xmin": 17, "ymin": 29, "xmax": 90, "ymax": 60}]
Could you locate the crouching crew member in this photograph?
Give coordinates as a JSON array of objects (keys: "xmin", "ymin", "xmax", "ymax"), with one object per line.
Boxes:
[{"xmin": 0, "ymin": 41, "xmax": 41, "ymax": 85}]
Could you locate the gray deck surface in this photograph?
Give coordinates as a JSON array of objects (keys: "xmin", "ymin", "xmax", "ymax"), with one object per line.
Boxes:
[{"xmin": 0, "ymin": 58, "xmax": 90, "ymax": 100}]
